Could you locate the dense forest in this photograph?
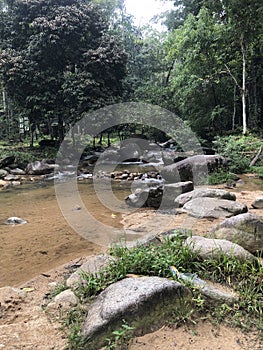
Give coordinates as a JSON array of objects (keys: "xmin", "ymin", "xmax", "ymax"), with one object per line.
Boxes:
[{"xmin": 0, "ymin": 0, "xmax": 262, "ymax": 146}]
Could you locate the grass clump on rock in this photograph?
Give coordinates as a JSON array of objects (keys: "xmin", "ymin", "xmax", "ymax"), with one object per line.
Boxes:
[{"xmin": 61, "ymin": 233, "xmax": 263, "ymax": 349}]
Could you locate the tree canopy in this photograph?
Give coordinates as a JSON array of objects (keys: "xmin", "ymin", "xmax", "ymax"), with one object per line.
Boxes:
[
  {"xmin": 0, "ymin": 0, "xmax": 262, "ymax": 144},
  {"xmin": 0, "ymin": 0, "xmax": 127, "ymax": 143}
]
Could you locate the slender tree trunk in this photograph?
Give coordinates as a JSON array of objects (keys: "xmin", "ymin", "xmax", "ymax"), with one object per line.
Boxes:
[
  {"xmin": 232, "ymin": 85, "xmax": 236, "ymax": 130},
  {"xmin": 241, "ymin": 36, "xmax": 247, "ymax": 135}
]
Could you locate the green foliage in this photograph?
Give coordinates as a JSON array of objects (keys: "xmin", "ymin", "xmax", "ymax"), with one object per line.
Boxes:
[
  {"xmin": 208, "ymin": 169, "xmax": 236, "ymax": 185},
  {"xmin": 213, "ymin": 134, "xmax": 263, "ymax": 173},
  {"xmin": 0, "ymin": 0, "xmax": 127, "ymax": 141},
  {"xmin": 251, "ymin": 166, "xmax": 263, "ymax": 179},
  {"xmin": 104, "ymin": 321, "xmax": 135, "ymax": 350}
]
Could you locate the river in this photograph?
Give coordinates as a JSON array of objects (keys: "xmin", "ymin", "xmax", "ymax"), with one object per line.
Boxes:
[{"xmin": 0, "ymin": 173, "xmax": 262, "ymax": 287}]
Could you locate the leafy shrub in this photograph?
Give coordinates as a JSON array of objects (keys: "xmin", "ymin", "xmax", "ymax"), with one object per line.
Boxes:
[{"xmin": 213, "ymin": 134, "xmax": 263, "ymax": 173}]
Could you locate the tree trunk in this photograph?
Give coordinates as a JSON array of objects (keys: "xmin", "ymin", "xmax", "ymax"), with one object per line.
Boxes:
[
  {"xmin": 232, "ymin": 85, "xmax": 236, "ymax": 130},
  {"xmin": 241, "ymin": 36, "xmax": 247, "ymax": 135}
]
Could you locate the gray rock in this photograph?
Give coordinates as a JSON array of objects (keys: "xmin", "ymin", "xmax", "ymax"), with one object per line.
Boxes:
[
  {"xmin": 182, "ymin": 197, "xmax": 247, "ymax": 219},
  {"xmin": 125, "ymin": 182, "xmax": 194, "ymax": 209},
  {"xmin": 141, "ymin": 150, "xmax": 163, "ymax": 164},
  {"xmin": 26, "ymin": 160, "xmax": 57, "ymax": 175},
  {"xmin": 185, "ymin": 235, "xmax": 254, "ymax": 261},
  {"xmin": 119, "ymin": 143, "xmax": 142, "ymax": 162},
  {"xmin": 66, "ymin": 255, "xmax": 115, "ymax": 288},
  {"xmin": 47, "ymin": 289, "xmax": 78, "ymax": 312},
  {"xmin": 4, "ymin": 174, "xmax": 20, "ymax": 181},
  {"xmin": 162, "ymin": 182, "xmax": 194, "ymax": 208},
  {"xmin": 161, "ymin": 155, "xmax": 227, "ymax": 183},
  {"xmin": 210, "ymin": 213, "xmax": 263, "ymax": 253},
  {"xmin": 175, "ymin": 188, "xmax": 236, "ymax": 207},
  {"xmin": 125, "ymin": 186, "xmax": 162, "ymax": 208},
  {"xmin": 0, "ymin": 169, "xmax": 8, "ymax": 179},
  {"xmin": 10, "ymin": 168, "xmax": 26, "ymax": 175},
  {"xmin": 252, "ymin": 198, "xmax": 263, "ymax": 209},
  {"xmin": 53, "ymin": 289, "xmax": 78, "ymax": 306},
  {"xmin": 5, "ymin": 217, "xmax": 28, "ymax": 225},
  {"xmin": 81, "ymin": 277, "xmax": 189, "ymax": 349},
  {"xmin": 174, "ymin": 271, "xmax": 238, "ymax": 305}
]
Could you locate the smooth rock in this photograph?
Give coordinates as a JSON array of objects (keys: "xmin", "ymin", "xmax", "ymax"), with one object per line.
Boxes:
[
  {"xmin": 162, "ymin": 182, "xmax": 194, "ymax": 208},
  {"xmin": 185, "ymin": 235, "xmax": 254, "ymax": 261},
  {"xmin": 66, "ymin": 255, "xmax": 115, "ymax": 288},
  {"xmin": 210, "ymin": 213, "xmax": 263, "ymax": 253},
  {"xmin": 4, "ymin": 174, "xmax": 20, "ymax": 181},
  {"xmin": 252, "ymin": 198, "xmax": 263, "ymax": 209},
  {"xmin": 174, "ymin": 188, "xmax": 236, "ymax": 207},
  {"xmin": 81, "ymin": 277, "xmax": 189, "ymax": 349},
  {"xmin": 119, "ymin": 143, "xmax": 142, "ymax": 162},
  {"xmin": 47, "ymin": 289, "xmax": 78, "ymax": 312},
  {"xmin": 10, "ymin": 168, "xmax": 26, "ymax": 175},
  {"xmin": 161, "ymin": 155, "xmax": 227, "ymax": 183},
  {"xmin": 172, "ymin": 269, "xmax": 238, "ymax": 305},
  {"xmin": 182, "ymin": 197, "xmax": 247, "ymax": 219},
  {"xmin": 5, "ymin": 217, "xmax": 28, "ymax": 225},
  {"xmin": 53, "ymin": 289, "xmax": 78, "ymax": 306}
]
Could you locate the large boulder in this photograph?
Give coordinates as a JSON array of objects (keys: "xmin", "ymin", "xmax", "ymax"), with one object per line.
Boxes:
[
  {"xmin": 174, "ymin": 188, "xmax": 236, "ymax": 207},
  {"xmin": 125, "ymin": 186, "xmax": 163, "ymax": 208},
  {"xmin": 161, "ymin": 155, "xmax": 227, "ymax": 183},
  {"xmin": 162, "ymin": 182, "xmax": 194, "ymax": 208},
  {"xmin": 209, "ymin": 213, "xmax": 263, "ymax": 253},
  {"xmin": 182, "ymin": 197, "xmax": 247, "ymax": 219},
  {"xmin": 185, "ymin": 235, "xmax": 254, "ymax": 262},
  {"xmin": 125, "ymin": 182, "xmax": 193, "ymax": 209},
  {"xmin": 119, "ymin": 143, "xmax": 142, "ymax": 162},
  {"xmin": 26, "ymin": 160, "xmax": 57, "ymax": 175},
  {"xmin": 81, "ymin": 277, "xmax": 189, "ymax": 349}
]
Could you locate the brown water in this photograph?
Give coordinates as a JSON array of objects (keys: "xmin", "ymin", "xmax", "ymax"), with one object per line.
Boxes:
[
  {"xmin": 0, "ymin": 174, "xmax": 262, "ymax": 288},
  {"xmin": 0, "ymin": 180, "xmax": 132, "ymax": 287}
]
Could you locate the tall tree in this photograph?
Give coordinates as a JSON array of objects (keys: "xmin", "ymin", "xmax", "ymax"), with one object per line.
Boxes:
[{"xmin": 0, "ymin": 0, "xmax": 127, "ymax": 145}]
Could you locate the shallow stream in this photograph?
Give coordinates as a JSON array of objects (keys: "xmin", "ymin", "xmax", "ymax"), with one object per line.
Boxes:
[{"xmin": 0, "ymin": 172, "xmax": 262, "ymax": 287}]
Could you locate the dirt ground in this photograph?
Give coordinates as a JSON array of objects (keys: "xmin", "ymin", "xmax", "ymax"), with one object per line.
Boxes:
[{"xmin": 0, "ymin": 180, "xmax": 263, "ymax": 349}]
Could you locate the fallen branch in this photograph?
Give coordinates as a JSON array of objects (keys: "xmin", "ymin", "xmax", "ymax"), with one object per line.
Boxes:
[{"xmin": 249, "ymin": 146, "xmax": 262, "ymax": 167}]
